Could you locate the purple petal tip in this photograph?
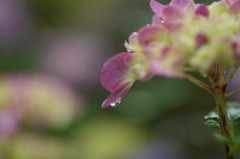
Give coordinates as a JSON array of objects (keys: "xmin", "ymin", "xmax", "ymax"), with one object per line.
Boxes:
[
  {"xmin": 195, "ymin": 4, "xmax": 209, "ymax": 17},
  {"xmin": 101, "ymin": 82, "xmax": 133, "ymax": 108}
]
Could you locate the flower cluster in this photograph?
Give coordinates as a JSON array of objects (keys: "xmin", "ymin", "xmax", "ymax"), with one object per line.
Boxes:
[
  {"xmin": 100, "ymin": 0, "xmax": 240, "ymax": 108},
  {"xmin": 0, "ymin": 74, "xmax": 82, "ymax": 137}
]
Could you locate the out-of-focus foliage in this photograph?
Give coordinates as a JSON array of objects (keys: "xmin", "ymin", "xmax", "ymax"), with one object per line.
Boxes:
[{"xmin": 0, "ymin": 0, "xmax": 238, "ymax": 159}]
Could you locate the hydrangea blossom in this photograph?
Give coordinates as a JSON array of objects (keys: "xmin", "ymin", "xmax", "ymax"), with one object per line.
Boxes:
[
  {"xmin": 100, "ymin": 0, "xmax": 240, "ymax": 108},
  {"xmin": 0, "ymin": 74, "xmax": 83, "ymax": 135}
]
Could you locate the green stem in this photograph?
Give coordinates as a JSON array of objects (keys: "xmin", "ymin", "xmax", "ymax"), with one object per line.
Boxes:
[
  {"xmin": 184, "ymin": 73, "xmax": 213, "ymax": 95},
  {"xmin": 213, "ymin": 83, "xmax": 234, "ymax": 159},
  {"xmin": 209, "ymin": 64, "xmax": 234, "ymax": 159}
]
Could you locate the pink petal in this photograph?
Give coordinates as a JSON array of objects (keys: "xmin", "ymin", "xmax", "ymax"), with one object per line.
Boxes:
[
  {"xmin": 150, "ymin": 62, "xmax": 182, "ymax": 77},
  {"xmin": 150, "ymin": 0, "xmax": 165, "ymax": 15},
  {"xmin": 195, "ymin": 4, "xmax": 209, "ymax": 17},
  {"xmin": 152, "ymin": 15, "xmax": 182, "ymax": 30},
  {"xmin": 124, "ymin": 41, "xmax": 131, "ymax": 52},
  {"xmin": 100, "ymin": 53, "xmax": 133, "ymax": 93},
  {"xmin": 170, "ymin": 0, "xmax": 194, "ymax": 8},
  {"xmin": 222, "ymin": 0, "xmax": 232, "ymax": 5},
  {"xmin": 128, "ymin": 32, "xmax": 138, "ymax": 44},
  {"xmin": 124, "ymin": 32, "xmax": 138, "ymax": 52},
  {"xmin": 101, "ymin": 82, "xmax": 133, "ymax": 108},
  {"xmin": 229, "ymin": 0, "xmax": 240, "ymax": 12},
  {"xmin": 152, "ymin": 15, "xmax": 165, "ymax": 26},
  {"xmin": 149, "ymin": 46, "xmax": 184, "ymax": 77},
  {"xmin": 196, "ymin": 33, "xmax": 209, "ymax": 48},
  {"xmin": 138, "ymin": 26, "xmax": 164, "ymax": 46},
  {"xmin": 162, "ymin": 6, "xmax": 183, "ymax": 20}
]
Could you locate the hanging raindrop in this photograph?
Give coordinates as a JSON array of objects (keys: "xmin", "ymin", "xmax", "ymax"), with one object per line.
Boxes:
[{"xmin": 110, "ymin": 98, "xmax": 121, "ymax": 107}]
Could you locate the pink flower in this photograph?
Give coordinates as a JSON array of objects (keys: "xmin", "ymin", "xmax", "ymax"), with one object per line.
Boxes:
[
  {"xmin": 100, "ymin": 0, "xmax": 240, "ymax": 108},
  {"xmin": 0, "ymin": 74, "xmax": 83, "ymax": 130}
]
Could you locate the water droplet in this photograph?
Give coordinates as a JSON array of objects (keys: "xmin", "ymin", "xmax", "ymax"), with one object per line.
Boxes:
[
  {"xmin": 110, "ymin": 98, "xmax": 121, "ymax": 107},
  {"xmin": 160, "ymin": 20, "xmax": 165, "ymax": 24}
]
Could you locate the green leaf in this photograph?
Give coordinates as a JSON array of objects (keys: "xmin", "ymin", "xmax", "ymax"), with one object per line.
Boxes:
[
  {"xmin": 204, "ymin": 102, "xmax": 240, "ymax": 149},
  {"xmin": 204, "ymin": 108, "xmax": 220, "ymax": 130},
  {"xmin": 227, "ymin": 102, "xmax": 240, "ymax": 145},
  {"xmin": 204, "ymin": 118, "xmax": 220, "ymax": 130},
  {"xmin": 232, "ymin": 118, "xmax": 240, "ymax": 143},
  {"xmin": 226, "ymin": 102, "xmax": 240, "ymax": 121}
]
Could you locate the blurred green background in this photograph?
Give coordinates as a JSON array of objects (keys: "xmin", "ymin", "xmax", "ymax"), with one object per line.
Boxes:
[{"xmin": 0, "ymin": 0, "xmax": 237, "ymax": 159}]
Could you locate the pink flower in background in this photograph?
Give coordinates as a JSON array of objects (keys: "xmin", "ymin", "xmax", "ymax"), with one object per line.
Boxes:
[
  {"xmin": 0, "ymin": 0, "xmax": 32, "ymax": 48},
  {"xmin": 0, "ymin": 109, "xmax": 19, "ymax": 137},
  {"xmin": 39, "ymin": 31, "xmax": 108, "ymax": 90},
  {"xmin": 0, "ymin": 74, "xmax": 84, "ymax": 135}
]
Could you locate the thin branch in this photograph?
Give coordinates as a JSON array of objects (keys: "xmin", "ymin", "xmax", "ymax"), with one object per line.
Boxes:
[
  {"xmin": 183, "ymin": 73, "xmax": 213, "ymax": 95},
  {"xmin": 224, "ymin": 64, "xmax": 240, "ymax": 86},
  {"xmin": 225, "ymin": 89, "xmax": 240, "ymax": 97}
]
